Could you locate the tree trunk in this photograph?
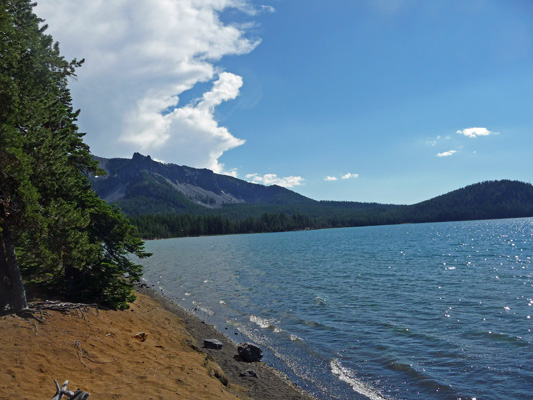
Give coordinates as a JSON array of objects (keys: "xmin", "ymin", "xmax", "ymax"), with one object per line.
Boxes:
[{"xmin": 0, "ymin": 229, "xmax": 28, "ymax": 315}]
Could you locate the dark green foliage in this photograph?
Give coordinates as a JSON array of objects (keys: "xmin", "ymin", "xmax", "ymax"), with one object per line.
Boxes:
[
  {"xmin": 129, "ymin": 180, "xmax": 533, "ymax": 239},
  {"xmin": 387, "ymin": 180, "xmax": 533, "ymax": 224},
  {"xmin": 0, "ymin": 0, "xmax": 148, "ymax": 311},
  {"xmin": 131, "ymin": 212, "xmax": 316, "ymax": 239}
]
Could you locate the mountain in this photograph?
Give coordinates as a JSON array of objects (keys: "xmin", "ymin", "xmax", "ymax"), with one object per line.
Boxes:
[
  {"xmin": 91, "ymin": 153, "xmax": 379, "ymax": 216},
  {"xmin": 90, "ymin": 154, "xmax": 533, "ymax": 238}
]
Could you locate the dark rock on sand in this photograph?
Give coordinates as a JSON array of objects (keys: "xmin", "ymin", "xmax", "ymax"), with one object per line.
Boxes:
[
  {"xmin": 204, "ymin": 338, "xmax": 223, "ymax": 349},
  {"xmin": 137, "ymin": 287, "xmax": 315, "ymax": 400},
  {"xmin": 238, "ymin": 342, "xmax": 263, "ymax": 362}
]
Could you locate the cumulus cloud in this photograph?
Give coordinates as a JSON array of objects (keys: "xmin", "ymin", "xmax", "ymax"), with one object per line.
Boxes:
[
  {"xmin": 437, "ymin": 150, "xmax": 457, "ymax": 157},
  {"xmin": 457, "ymin": 127, "xmax": 498, "ymax": 138},
  {"xmin": 121, "ymin": 72, "xmax": 246, "ymax": 173},
  {"xmin": 341, "ymin": 173, "xmax": 359, "ymax": 180},
  {"xmin": 325, "ymin": 176, "xmax": 338, "ymax": 181},
  {"xmin": 245, "ymin": 173, "xmax": 304, "ymax": 188},
  {"xmin": 35, "ymin": 0, "xmax": 261, "ymax": 174}
]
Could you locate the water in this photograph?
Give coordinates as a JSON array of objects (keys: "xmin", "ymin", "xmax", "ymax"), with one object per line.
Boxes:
[{"xmin": 139, "ymin": 218, "xmax": 533, "ymax": 399}]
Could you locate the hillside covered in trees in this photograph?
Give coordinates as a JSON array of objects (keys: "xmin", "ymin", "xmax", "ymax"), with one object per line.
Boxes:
[
  {"xmin": 0, "ymin": 1, "xmax": 148, "ymax": 314},
  {"xmin": 89, "ymin": 155, "xmax": 533, "ymax": 239}
]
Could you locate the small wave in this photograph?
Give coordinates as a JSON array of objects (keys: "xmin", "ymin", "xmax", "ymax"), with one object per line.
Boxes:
[
  {"xmin": 191, "ymin": 300, "xmax": 214, "ymax": 316},
  {"xmin": 315, "ymin": 296, "xmax": 327, "ymax": 305},
  {"xmin": 467, "ymin": 330, "xmax": 529, "ymax": 347},
  {"xmin": 330, "ymin": 359, "xmax": 386, "ymax": 400},
  {"xmin": 229, "ymin": 320, "xmax": 266, "ymax": 346},
  {"xmin": 290, "ymin": 334, "xmax": 303, "ymax": 342},
  {"xmin": 250, "ymin": 315, "xmax": 280, "ymax": 330},
  {"xmin": 388, "ymin": 361, "xmax": 461, "ymax": 398}
]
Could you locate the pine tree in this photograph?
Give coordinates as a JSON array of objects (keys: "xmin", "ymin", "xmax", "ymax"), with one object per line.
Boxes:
[{"xmin": 0, "ymin": 0, "xmax": 149, "ymax": 314}]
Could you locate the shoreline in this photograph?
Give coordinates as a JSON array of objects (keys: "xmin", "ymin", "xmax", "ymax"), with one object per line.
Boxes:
[
  {"xmin": 137, "ymin": 285, "xmax": 317, "ymax": 400},
  {"xmin": 0, "ymin": 287, "xmax": 316, "ymax": 399}
]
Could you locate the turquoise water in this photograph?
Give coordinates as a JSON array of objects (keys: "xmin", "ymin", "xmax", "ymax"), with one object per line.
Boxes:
[{"xmin": 140, "ymin": 218, "xmax": 533, "ymax": 399}]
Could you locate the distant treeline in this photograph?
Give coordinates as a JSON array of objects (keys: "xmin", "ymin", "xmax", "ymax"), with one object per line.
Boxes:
[
  {"xmin": 131, "ymin": 211, "xmax": 398, "ymax": 239},
  {"xmin": 131, "ymin": 213, "xmax": 318, "ymax": 238},
  {"xmin": 130, "ymin": 180, "xmax": 533, "ymax": 239}
]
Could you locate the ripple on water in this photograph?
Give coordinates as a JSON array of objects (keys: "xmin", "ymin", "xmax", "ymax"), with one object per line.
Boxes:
[
  {"xmin": 330, "ymin": 359, "xmax": 386, "ymax": 400},
  {"xmin": 140, "ymin": 218, "xmax": 533, "ymax": 400}
]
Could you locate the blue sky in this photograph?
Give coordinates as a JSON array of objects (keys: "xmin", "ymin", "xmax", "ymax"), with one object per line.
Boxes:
[{"xmin": 36, "ymin": 1, "xmax": 533, "ymax": 204}]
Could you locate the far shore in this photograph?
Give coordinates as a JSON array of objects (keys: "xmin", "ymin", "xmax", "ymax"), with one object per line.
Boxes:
[{"xmin": 0, "ymin": 287, "xmax": 316, "ymax": 400}]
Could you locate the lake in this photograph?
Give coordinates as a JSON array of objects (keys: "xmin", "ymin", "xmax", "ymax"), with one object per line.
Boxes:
[{"xmin": 139, "ymin": 218, "xmax": 532, "ymax": 399}]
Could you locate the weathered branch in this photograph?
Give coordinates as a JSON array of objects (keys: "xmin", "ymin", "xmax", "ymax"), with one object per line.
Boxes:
[
  {"xmin": 30, "ymin": 300, "xmax": 98, "ymax": 312},
  {"xmin": 29, "ymin": 300, "xmax": 99, "ymax": 318},
  {"xmin": 51, "ymin": 379, "xmax": 90, "ymax": 400},
  {"xmin": 74, "ymin": 341, "xmax": 91, "ymax": 370},
  {"xmin": 14, "ymin": 301, "xmax": 98, "ymax": 324}
]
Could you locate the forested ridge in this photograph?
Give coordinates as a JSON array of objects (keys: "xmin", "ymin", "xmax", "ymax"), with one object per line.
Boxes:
[
  {"xmin": 129, "ymin": 180, "xmax": 533, "ymax": 239},
  {"xmin": 90, "ymin": 154, "xmax": 533, "ymax": 240},
  {"xmin": 0, "ymin": 1, "xmax": 148, "ymax": 314}
]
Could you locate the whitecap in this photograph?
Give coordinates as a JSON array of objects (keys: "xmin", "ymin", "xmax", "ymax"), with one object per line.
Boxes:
[
  {"xmin": 250, "ymin": 315, "xmax": 277, "ymax": 330},
  {"xmin": 330, "ymin": 359, "xmax": 386, "ymax": 400},
  {"xmin": 315, "ymin": 296, "xmax": 327, "ymax": 305}
]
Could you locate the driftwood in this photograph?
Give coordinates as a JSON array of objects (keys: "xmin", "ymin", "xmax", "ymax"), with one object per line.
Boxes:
[
  {"xmin": 30, "ymin": 300, "xmax": 99, "ymax": 315},
  {"xmin": 23, "ymin": 300, "xmax": 99, "ymax": 323},
  {"xmin": 51, "ymin": 380, "xmax": 90, "ymax": 400},
  {"xmin": 14, "ymin": 301, "xmax": 98, "ymax": 326}
]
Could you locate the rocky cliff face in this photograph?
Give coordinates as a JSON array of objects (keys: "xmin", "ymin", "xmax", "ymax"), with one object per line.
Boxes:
[{"xmin": 90, "ymin": 153, "xmax": 315, "ymax": 215}]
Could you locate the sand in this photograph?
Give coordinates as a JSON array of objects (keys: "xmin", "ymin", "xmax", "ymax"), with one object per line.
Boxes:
[{"xmin": 0, "ymin": 288, "xmax": 315, "ymax": 400}]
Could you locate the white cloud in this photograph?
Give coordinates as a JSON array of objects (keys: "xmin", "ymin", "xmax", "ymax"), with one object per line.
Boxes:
[
  {"xmin": 121, "ymin": 72, "xmax": 246, "ymax": 173},
  {"xmin": 325, "ymin": 173, "xmax": 359, "ymax": 181},
  {"xmin": 245, "ymin": 173, "xmax": 304, "ymax": 188},
  {"xmin": 260, "ymin": 5, "xmax": 276, "ymax": 13},
  {"xmin": 35, "ymin": 0, "xmax": 260, "ymax": 174},
  {"xmin": 222, "ymin": 168, "xmax": 239, "ymax": 178},
  {"xmin": 457, "ymin": 127, "xmax": 498, "ymax": 138},
  {"xmin": 341, "ymin": 173, "xmax": 359, "ymax": 180},
  {"xmin": 437, "ymin": 150, "xmax": 457, "ymax": 157},
  {"xmin": 426, "ymin": 135, "xmax": 441, "ymax": 146}
]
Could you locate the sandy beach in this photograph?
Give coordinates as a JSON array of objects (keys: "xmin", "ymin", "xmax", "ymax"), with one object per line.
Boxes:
[{"xmin": 0, "ymin": 288, "xmax": 315, "ymax": 399}]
